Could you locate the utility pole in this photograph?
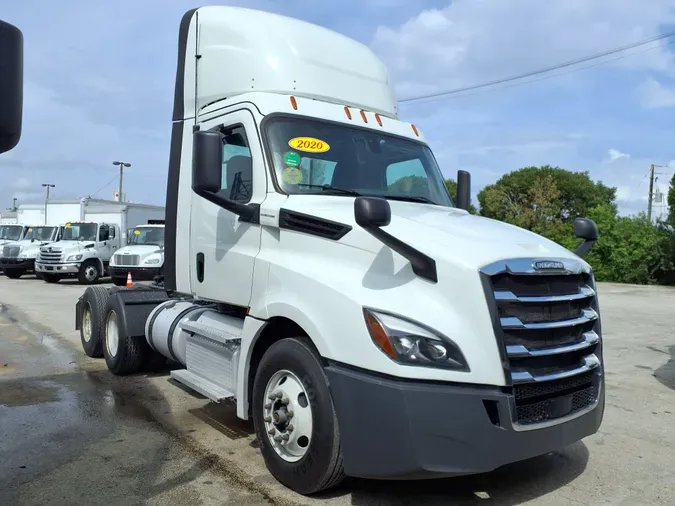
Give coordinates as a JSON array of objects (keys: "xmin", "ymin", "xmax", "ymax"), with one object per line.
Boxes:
[
  {"xmin": 648, "ymin": 164, "xmax": 668, "ymax": 222},
  {"xmin": 41, "ymin": 183, "xmax": 55, "ymax": 225},
  {"xmin": 112, "ymin": 160, "xmax": 131, "ymax": 202}
]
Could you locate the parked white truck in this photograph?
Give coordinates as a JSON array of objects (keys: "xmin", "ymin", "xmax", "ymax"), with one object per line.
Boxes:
[
  {"xmin": 0, "ymin": 225, "xmax": 61, "ymax": 278},
  {"xmin": 36, "ymin": 200, "xmax": 165, "ymax": 284},
  {"xmin": 108, "ymin": 221, "xmax": 165, "ymax": 286},
  {"xmin": 74, "ymin": 6, "xmax": 605, "ymax": 496}
]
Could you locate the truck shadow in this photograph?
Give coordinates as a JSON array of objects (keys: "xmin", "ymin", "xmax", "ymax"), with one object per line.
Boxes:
[{"xmin": 652, "ymin": 345, "xmax": 675, "ymax": 390}]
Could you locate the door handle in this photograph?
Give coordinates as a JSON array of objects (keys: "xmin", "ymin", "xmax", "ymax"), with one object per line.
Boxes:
[{"xmin": 196, "ymin": 253, "xmax": 205, "ymax": 283}]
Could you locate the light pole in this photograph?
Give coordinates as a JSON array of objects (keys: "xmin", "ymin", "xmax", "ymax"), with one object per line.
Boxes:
[
  {"xmin": 112, "ymin": 160, "xmax": 131, "ymax": 202},
  {"xmin": 41, "ymin": 183, "xmax": 55, "ymax": 225}
]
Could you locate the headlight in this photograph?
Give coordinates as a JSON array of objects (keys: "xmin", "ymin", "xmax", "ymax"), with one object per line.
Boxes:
[
  {"xmin": 363, "ymin": 308, "xmax": 469, "ymax": 371},
  {"xmin": 144, "ymin": 258, "xmax": 161, "ymax": 265},
  {"xmin": 67, "ymin": 254, "xmax": 83, "ymax": 261}
]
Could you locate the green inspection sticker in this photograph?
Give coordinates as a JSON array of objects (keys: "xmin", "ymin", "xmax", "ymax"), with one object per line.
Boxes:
[{"xmin": 283, "ymin": 151, "xmax": 301, "ymax": 167}]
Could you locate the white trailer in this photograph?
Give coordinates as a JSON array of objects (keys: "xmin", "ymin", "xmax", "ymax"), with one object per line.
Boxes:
[
  {"xmin": 36, "ymin": 199, "xmax": 165, "ymax": 284},
  {"xmin": 74, "ymin": 6, "xmax": 605, "ymax": 496}
]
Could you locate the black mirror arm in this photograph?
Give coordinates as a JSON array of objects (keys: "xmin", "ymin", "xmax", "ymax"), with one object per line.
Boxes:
[
  {"xmin": 193, "ymin": 188, "xmax": 260, "ymax": 223},
  {"xmin": 360, "ymin": 224, "xmax": 438, "ymax": 283},
  {"xmin": 574, "ymin": 239, "xmax": 596, "ymax": 258}
]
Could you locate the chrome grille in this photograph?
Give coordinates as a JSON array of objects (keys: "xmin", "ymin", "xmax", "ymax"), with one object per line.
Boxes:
[
  {"xmin": 481, "ymin": 257, "xmax": 602, "ymax": 428},
  {"xmin": 38, "ymin": 248, "xmax": 64, "ymax": 264},
  {"xmin": 114, "ymin": 254, "xmax": 140, "ymax": 266},
  {"xmin": 3, "ymin": 246, "xmax": 19, "ymax": 257}
]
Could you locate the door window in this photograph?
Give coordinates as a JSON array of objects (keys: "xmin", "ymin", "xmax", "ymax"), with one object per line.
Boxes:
[{"xmin": 221, "ymin": 125, "xmax": 253, "ymax": 203}]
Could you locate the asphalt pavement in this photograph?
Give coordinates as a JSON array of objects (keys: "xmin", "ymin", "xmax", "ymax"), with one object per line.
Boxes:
[{"xmin": 0, "ymin": 274, "xmax": 674, "ymax": 505}]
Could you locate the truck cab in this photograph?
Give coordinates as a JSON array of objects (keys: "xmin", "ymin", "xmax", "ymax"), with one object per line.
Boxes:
[
  {"xmin": 0, "ymin": 225, "xmax": 61, "ymax": 278},
  {"xmin": 36, "ymin": 221, "xmax": 121, "ymax": 284},
  {"xmin": 0, "ymin": 224, "xmax": 28, "ymax": 247},
  {"xmin": 75, "ymin": 6, "xmax": 604, "ymax": 496},
  {"xmin": 108, "ymin": 222, "xmax": 165, "ymax": 285}
]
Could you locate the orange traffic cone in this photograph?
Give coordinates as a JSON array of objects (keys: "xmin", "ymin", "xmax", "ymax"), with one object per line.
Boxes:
[{"xmin": 126, "ymin": 272, "xmax": 133, "ymax": 288}]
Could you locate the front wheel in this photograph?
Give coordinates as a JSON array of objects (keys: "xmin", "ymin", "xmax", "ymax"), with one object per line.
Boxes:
[
  {"xmin": 252, "ymin": 337, "xmax": 345, "ymax": 495},
  {"xmin": 78, "ymin": 260, "xmax": 100, "ymax": 285},
  {"xmin": 3, "ymin": 268, "xmax": 24, "ymax": 279}
]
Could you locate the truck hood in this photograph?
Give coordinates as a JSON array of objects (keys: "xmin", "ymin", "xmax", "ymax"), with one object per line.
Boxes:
[
  {"xmin": 47, "ymin": 240, "xmax": 96, "ymax": 252},
  {"xmin": 282, "ymin": 195, "xmax": 584, "ymax": 270},
  {"xmin": 114, "ymin": 245, "xmax": 163, "ymax": 256}
]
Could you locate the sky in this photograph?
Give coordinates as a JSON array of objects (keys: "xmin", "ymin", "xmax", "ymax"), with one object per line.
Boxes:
[{"xmin": 2, "ymin": 0, "xmax": 675, "ymax": 219}]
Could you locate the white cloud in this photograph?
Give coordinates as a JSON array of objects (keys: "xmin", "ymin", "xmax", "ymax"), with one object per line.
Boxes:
[
  {"xmin": 640, "ymin": 77, "xmax": 675, "ymax": 108},
  {"xmin": 371, "ymin": 0, "xmax": 675, "ymax": 99},
  {"xmin": 608, "ymin": 148, "xmax": 630, "ymax": 161}
]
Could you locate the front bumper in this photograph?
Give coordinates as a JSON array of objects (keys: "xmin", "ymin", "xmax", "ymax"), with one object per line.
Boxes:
[
  {"xmin": 109, "ymin": 266, "xmax": 161, "ymax": 281},
  {"xmin": 0, "ymin": 258, "xmax": 35, "ymax": 270},
  {"xmin": 326, "ymin": 363, "xmax": 604, "ymax": 480},
  {"xmin": 35, "ymin": 262, "xmax": 80, "ymax": 275}
]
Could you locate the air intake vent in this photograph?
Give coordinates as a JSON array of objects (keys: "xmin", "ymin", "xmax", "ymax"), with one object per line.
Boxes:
[
  {"xmin": 278, "ymin": 209, "xmax": 352, "ymax": 240},
  {"xmin": 480, "ymin": 257, "xmax": 603, "ymax": 429}
]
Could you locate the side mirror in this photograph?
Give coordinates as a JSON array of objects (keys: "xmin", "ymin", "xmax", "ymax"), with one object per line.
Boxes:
[
  {"xmin": 191, "ymin": 129, "xmax": 257, "ymax": 222},
  {"xmin": 354, "ymin": 196, "xmax": 438, "ymax": 283},
  {"xmin": 573, "ymin": 217, "xmax": 598, "ymax": 258},
  {"xmin": 354, "ymin": 196, "xmax": 391, "ymax": 228},
  {"xmin": 456, "ymin": 170, "xmax": 471, "ymax": 212},
  {"xmin": 0, "ymin": 20, "xmax": 23, "ymax": 154},
  {"xmin": 192, "ymin": 130, "xmax": 222, "ymax": 194}
]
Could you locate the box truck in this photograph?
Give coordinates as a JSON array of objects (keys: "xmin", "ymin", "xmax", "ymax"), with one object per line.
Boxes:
[
  {"xmin": 73, "ymin": 6, "xmax": 604, "ymax": 496},
  {"xmin": 36, "ymin": 199, "xmax": 164, "ymax": 284}
]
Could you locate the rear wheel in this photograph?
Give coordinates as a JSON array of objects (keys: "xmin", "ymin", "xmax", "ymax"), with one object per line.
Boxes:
[
  {"xmin": 79, "ymin": 286, "xmax": 113, "ymax": 358},
  {"xmin": 252, "ymin": 337, "xmax": 345, "ymax": 495},
  {"xmin": 102, "ymin": 293, "xmax": 149, "ymax": 375},
  {"xmin": 3, "ymin": 268, "xmax": 24, "ymax": 279}
]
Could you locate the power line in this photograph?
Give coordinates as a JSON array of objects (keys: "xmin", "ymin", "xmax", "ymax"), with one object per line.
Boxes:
[
  {"xmin": 400, "ymin": 30, "xmax": 675, "ymax": 104},
  {"xmin": 406, "ymin": 39, "xmax": 675, "ymax": 103},
  {"xmin": 92, "ymin": 174, "xmax": 119, "ymax": 197}
]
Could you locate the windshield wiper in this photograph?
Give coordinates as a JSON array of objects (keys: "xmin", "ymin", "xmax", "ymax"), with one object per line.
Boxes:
[
  {"xmin": 384, "ymin": 195, "xmax": 437, "ymax": 205},
  {"xmin": 296, "ymin": 184, "xmax": 361, "ymax": 197}
]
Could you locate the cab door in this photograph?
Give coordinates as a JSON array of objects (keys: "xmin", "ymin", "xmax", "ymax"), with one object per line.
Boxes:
[{"xmin": 189, "ymin": 108, "xmax": 266, "ymax": 307}]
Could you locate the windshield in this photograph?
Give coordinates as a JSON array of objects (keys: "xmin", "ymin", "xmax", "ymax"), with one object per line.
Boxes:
[
  {"xmin": 60, "ymin": 223, "xmax": 98, "ymax": 241},
  {"xmin": 23, "ymin": 226, "xmax": 56, "ymax": 242},
  {"xmin": 264, "ymin": 116, "xmax": 454, "ymax": 207},
  {"xmin": 0, "ymin": 225, "xmax": 23, "ymax": 241},
  {"xmin": 129, "ymin": 226, "xmax": 164, "ymax": 246}
]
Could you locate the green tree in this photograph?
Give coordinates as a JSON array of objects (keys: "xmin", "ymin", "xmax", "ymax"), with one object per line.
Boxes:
[
  {"xmin": 478, "ymin": 165, "xmax": 616, "ymax": 222},
  {"xmin": 666, "ymin": 173, "xmax": 675, "ymax": 226}
]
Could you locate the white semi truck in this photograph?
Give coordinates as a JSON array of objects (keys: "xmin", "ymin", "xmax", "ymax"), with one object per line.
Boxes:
[
  {"xmin": 36, "ymin": 201, "xmax": 165, "ymax": 284},
  {"xmin": 73, "ymin": 6, "xmax": 605, "ymax": 496},
  {"xmin": 0, "ymin": 225, "xmax": 61, "ymax": 278},
  {"xmin": 108, "ymin": 221, "xmax": 165, "ymax": 286}
]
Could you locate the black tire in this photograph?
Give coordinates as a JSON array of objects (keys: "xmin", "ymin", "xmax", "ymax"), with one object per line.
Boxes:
[
  {"xmin": 252, "ymin": 337, "xmax": 345, "ymax": 495},
  {"xmin": 42, "ymin": 273, "xmax": 61, "ymax": 283},
  {"xmin": 78, "ymin": 260, "xmax": 100, "ymax": 285},
  {"xmin": 102, "ymin": 293, "xmax": 149, "ymax": 375},
  {"xmin": 79, "ymin": 285, "xmax": 112, "ymax": 358},
  {"xmin": 112, "ymin": 276, "xmax": 127, "ymax": 287},
  {"xmin": 3, "ymin": 268, "xmax": 24, "ymax": 279}
]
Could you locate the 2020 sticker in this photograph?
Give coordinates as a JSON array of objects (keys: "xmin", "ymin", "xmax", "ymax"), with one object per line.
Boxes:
[{"xmin": 288, "ymin": 137, "xmax": 330, "ymax": 153}]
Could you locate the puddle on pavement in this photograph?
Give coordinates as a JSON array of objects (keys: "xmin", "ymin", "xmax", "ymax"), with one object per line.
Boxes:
[{"xmin": 0, "ymin": 382, "xmax": 59, "ymax": 407}]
